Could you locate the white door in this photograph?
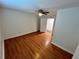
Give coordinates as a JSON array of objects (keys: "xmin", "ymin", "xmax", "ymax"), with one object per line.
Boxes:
[
  {"xmin": 72, "ymin": 44, "xmax": 79, "ymax": 59},
  {"xmin": 46, "ymin": 18, "xmax": 54, "ymax": 33}
]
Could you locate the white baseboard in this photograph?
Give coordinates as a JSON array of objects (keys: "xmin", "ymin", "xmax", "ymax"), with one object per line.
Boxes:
[
  {"xmin": 51, "ymin": 42, "xmax": 73, "ymax": 54},
  {"xmin": 4, "ymin": 30, "xmax": 38, "ymax": 40}
]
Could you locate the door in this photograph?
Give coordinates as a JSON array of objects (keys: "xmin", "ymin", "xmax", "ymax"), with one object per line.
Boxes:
[
  {"xmin": 46, "ymin": 18, "xmax": 54, "ymax": 33},
  {"xmin": 72, "ymin": 44, "xmax": 79, "ymax": 59},
  {"xmin": 40, "ymin": 17, "xmax": 47, "ymax": 32}
]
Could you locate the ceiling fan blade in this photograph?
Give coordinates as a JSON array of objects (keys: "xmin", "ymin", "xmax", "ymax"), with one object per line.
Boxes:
[{"xmin": 44, "ymin": 11, "xmax": 49, "ymax": 13}]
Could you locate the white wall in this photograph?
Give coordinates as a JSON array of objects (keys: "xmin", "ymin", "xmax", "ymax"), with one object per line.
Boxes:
[
  {"xmin": 52, "ymin": 7, "xmax": 79, "ymax": 54},
  {"xmin": 0, "ymin": 26, "xmax": 2, "ymax": 59},
  {"xmin": 40, "ymin": 16, "xmax": 47, "ymax": 32},
  {"xmin": 1, "ymin": 8, "xmax": 38, "ymax": 39},
  {"xmin": 0, "ymin": 29, "xmax": 4, "ymax": 59},
  {"xmin": 0, "ymin": 7, "xmax": 4, "ymax": 59},
  {"xmin": 0, "ymin": 28, "xmax": 2, "ymax": 59},
  {"xmin": 0, "ymin": 8, "xmax": 2, "ymax": 59}
]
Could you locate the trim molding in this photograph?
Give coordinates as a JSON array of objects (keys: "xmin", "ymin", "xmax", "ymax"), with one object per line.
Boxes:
[
  {"xmin": 5, "ymin": 31, "xmax": 39, "ymax": 40},
  {"xmin": 51, "ymin": 42, "xmax": 73, "ymax": 55}
]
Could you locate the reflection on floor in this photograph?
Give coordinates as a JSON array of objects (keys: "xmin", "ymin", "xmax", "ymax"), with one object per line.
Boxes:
[{"xmin": 4, "ymin": 32, "xmax": 72, "ymax": 59}]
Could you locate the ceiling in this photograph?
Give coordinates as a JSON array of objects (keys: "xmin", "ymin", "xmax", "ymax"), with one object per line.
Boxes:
[{"xmin": 0, "ymin": 0, "xmax": 79, "ymax": 13}]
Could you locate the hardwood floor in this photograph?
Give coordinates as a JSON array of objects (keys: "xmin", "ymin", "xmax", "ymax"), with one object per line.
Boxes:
[{"xmin": 4, "ymin": 32, "xmax": 72, "ymax": 59}]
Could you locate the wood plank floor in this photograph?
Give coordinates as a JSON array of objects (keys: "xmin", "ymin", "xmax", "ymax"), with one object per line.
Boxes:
[{"xmin": 4, "ymin": 32, "xmax": 72, "ymax": 59}]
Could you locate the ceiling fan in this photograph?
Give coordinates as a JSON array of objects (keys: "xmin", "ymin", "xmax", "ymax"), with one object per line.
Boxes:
[{"xmin": 38, "ymin": 9, "xmax": 49, "ymax": 16}]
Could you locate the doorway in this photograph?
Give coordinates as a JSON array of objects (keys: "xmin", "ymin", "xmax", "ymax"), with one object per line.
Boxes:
[{"xmin": 46, "ymin": 18, "xmax": 54, "ymax": 33}]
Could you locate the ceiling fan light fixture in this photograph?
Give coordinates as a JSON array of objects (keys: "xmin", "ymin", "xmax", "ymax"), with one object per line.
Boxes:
[{"xmin": 38, "ymin": 13, "xmax": 43, "ymax": 16}]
